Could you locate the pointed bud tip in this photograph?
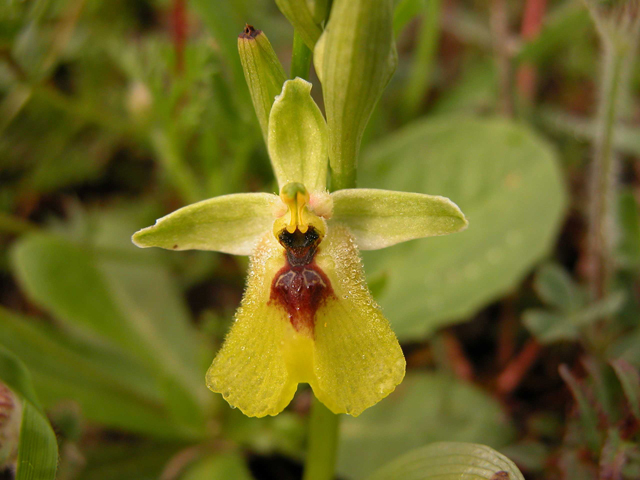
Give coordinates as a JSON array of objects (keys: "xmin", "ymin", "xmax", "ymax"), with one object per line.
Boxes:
[{"xmin": 239, "ymin": 23, "xmax": 262, "ymax": 40}]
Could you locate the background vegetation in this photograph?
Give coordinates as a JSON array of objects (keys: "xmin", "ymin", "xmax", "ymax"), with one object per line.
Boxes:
[{"xmin": 1, "ymin": 0, "xmax": 639, "ymax": 479}]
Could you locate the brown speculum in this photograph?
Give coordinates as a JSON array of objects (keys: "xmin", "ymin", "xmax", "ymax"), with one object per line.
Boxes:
[{"xmin": 270, "ymin": 226, "xmax": 333, "ymax": 334}]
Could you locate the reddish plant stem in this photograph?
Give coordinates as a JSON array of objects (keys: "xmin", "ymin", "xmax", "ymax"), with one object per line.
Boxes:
[
  {"xmin": 496, "ymin": 339, "xmax": 542, "ymax": 395},
  {"xmin": 516, "ymin": 0, "xmax": 548, "ymax": 101},
  {"xmin": 170, "ymin": 0, "xmax": 187, "ymax": 75},
  {"xmin": 442, "ymin": 331, "xmax": 474, "ymax": 381},
  {"xmin": 496, "ymin": 296, "xmax": 517, "ymax": 367}
]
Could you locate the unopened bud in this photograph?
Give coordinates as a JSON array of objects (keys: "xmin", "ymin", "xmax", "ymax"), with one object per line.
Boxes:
[
  {"xmin": 238, "ymin": 25, "xmax": 287, "ymax": 144},
  {"xmin": 275, "ymin": 0, "xmax": 324, "ymax": 49},
  {"xmin": 314, "ymin": 0, "xmax": 396, "ymax": 189}
]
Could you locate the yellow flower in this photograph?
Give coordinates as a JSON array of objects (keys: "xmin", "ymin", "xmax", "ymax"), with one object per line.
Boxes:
[{"xmin": 133, "ymin": 78, "xmax": 467, "ymax": 417}]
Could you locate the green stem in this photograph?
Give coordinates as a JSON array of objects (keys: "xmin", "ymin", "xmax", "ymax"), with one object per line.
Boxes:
[
  {"xmin": 290, "ymin": 31, "xmax": 312, "ymax": 80},
  {"xmin": 303, "ymin": 397, "xmax": 341, "ymax": 480},
  {"xmin": 588, "ymin": 42, "xmax": 624, "ymax": 298}
]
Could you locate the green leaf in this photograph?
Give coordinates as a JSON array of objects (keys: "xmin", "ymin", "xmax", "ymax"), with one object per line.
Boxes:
[
  {"xmin": 275, "ymin": 0, "xmax": 323, "ymax": 49},
  {"xmin": 11, "ymin": 232, "xmax": 206, "ymax": 436},
  {"xmin": 534, "ymin": 263, "xmax": 583, "ymax": 311},
  {"xmin": 238, "ymin": 26, "xmax": 287, "ymax": 144},
  {"xmin": 359, "ymin": 116, "xmax": 567, "ymax": 340},
  {"xmin": 0, "ymin": 308, "xmax": 194, "ymax": 439},
  {"xmin": 331, "ymin": 188, "xmax": 467, "ymax": 250},
  {"xmin": 133, "ymin": 193, "xmax": 279, "ymax": 255},
  {"xmin": 268, "ymin": 78, "xmax": 328, "ymax": 192},
  {"xmin": 181, "ymin": 453, "xmax": 253, "ymax": 480},
  {"xmin": 337, "ymin": 373, "xmax": 514, "ymax": 478},
  {"xmin": 368, "ymin": 442, "xmax": 525, "ymax": 480},
  {"xmin": 0, "ymin": 346, "xmax": 58, "ymax": 480},
  {"xmin": 610, "ymin": 359, "xmax": 640, "ymax": 421},
  {"xmin": 314, "ymin": 0, "xmax": 396, "ymax": 189}
]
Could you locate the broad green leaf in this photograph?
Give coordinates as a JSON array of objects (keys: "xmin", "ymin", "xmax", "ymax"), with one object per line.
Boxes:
[
  {"xmin": 360, "ymin": 116, "xmax": 567, "ymax": 340},
  {"xmin": 534, "ymin": 263, "xmax": 583, "ymax": 311},
  {"xmin": 238, "ymin": 26, "xmax": 287, "ymax": 144},
  {"xmin": 314, "ymin": 0, "xmax": 396, "ymax": 189},
  {"xmin": 181, "ymin": 453, "xmax": 253, "ymax": 480},
  {"xmin": 275, "ymin": 0, "xmax": 322, "ymax": 49},
  {"xmin": 610, "ymin": 359, "xmax": 640, "ymax": 421},
  {"xmin": 337, "ymin": 373, "xmax": 514, "ymax": 478},
  {"xmin": 10, "ymin": 232, "xmax": 206, "ymax": 435},
  {"xmin": 0, "ymin": 346, "xmax": 57, "ymax": 480},
  {"xmin": 368, "ymin": 442, "xmax": 525, "ymax": 480},
  {"xmin": 133, "ymin": 193, "xmax": 279, "ymax": 255},
  {"xmin": 268, "ymin": 78, "xmax": 328, "ymax": 192},
  {"xmin": 11, "ymin": 234, "xmax": 143, "ymax": 355},
  {"xmin": 0, "ymin": 308, "xmax": 194, "ymax": 439},
  {"xmin": 331, "ymin": 188, "xmax": 467, "ymax": 250}
]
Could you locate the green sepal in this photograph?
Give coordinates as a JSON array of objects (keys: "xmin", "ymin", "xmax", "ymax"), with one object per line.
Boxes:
[
  {"xmin": 132, "ymin": 193, "xmax": 280, "ymax": 256},
  {"xmin": 314, "ymin": 0, "xmax": 397, "ymax": 189},
  {"xmin": 275, "ymin": 0, "xmax": 323, "ymax": 49},
  {"xmin": 331, "ymin": 189, "xmax": 467, "ymax": 250},
  {"xmin": 238, "ymin": 25, "xmax": 287, "ymax": 144},
  {"xmin": 268, "ymin": 78, "xmax": 328, "ymax": 192}
]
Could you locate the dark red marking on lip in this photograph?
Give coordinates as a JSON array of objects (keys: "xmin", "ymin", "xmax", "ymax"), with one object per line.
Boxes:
[{"xmin": 270, "ymin": 226, "xmax": 334, "ymax": 334}]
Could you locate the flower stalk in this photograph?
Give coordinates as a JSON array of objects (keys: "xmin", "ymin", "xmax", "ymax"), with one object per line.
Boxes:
[
  {"xmin": 303, "ymin": 398, "xmax": 341, "ymax": 480},
  {"xmin": 291, "ymin": 31, "xmax": 312, "ymax": 80},
  {"xmin": 584, "ymin": 2, "xmax": 640, "ymax": 298}
]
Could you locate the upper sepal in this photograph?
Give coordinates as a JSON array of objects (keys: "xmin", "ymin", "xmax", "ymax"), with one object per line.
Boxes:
[
  {"xmin": 330, "ymin": 189, "xmax": 468, "ymax": 250},
  {"xmin": 268, "ymin": 78, "xmax": 328, "ymax": 193},
  {"xmin": 132, "ymin": 193, "xmax": 280, "ymax": 256}
]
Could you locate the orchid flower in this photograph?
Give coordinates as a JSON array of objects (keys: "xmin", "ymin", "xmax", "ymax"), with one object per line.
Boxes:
[{"xmin": 132, "ymin": 78, "xmax": 467, "ymax": 417}]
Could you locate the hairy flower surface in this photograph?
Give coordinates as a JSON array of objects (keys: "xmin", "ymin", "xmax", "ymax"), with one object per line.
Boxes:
[{"xmin": 133, "ymin": 78, "xmax": 467, "ymax": 417}]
